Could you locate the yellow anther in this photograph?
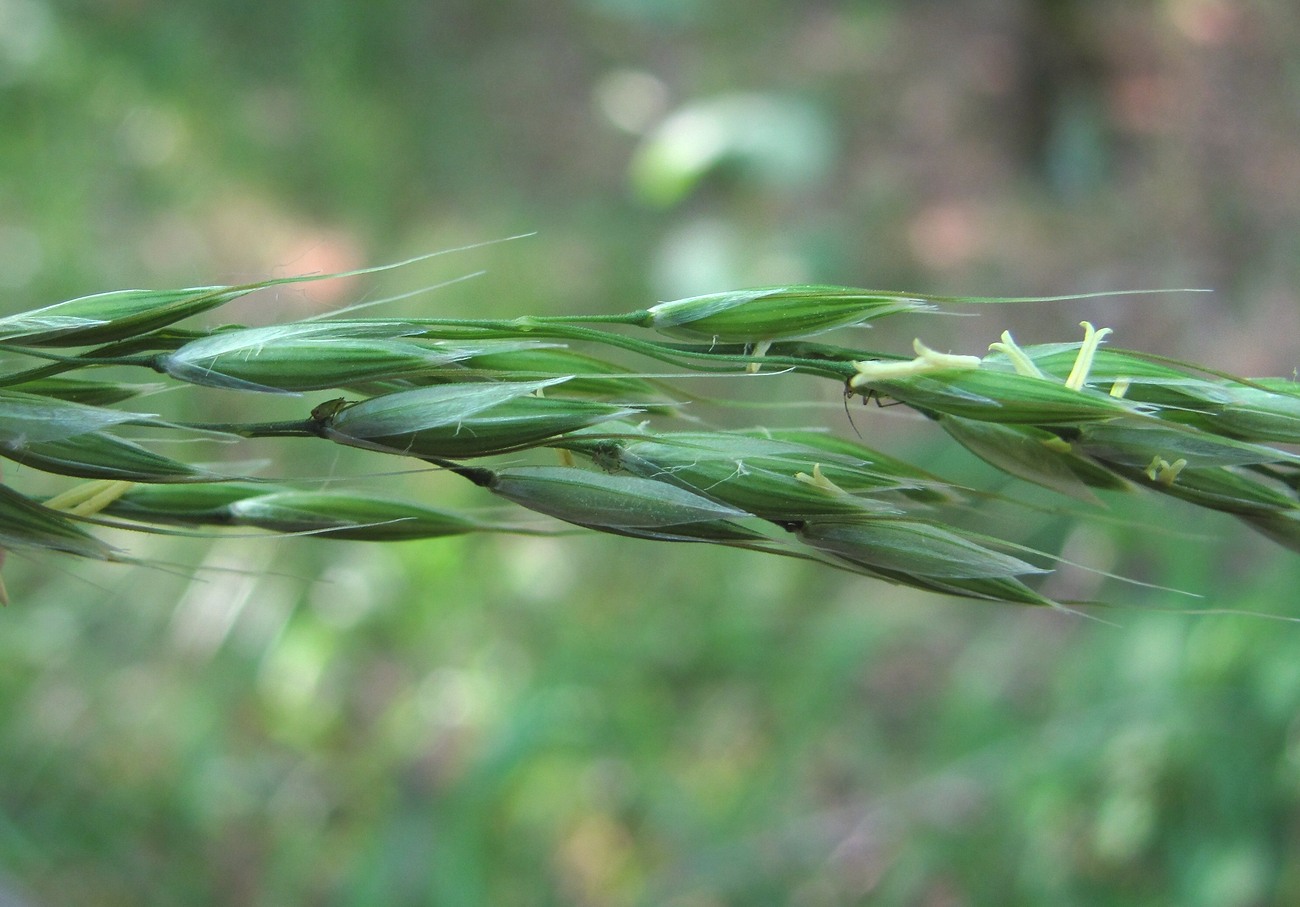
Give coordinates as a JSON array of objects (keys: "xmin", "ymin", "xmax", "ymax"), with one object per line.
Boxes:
[
  {"xmin": 796, "ymin": 463, "xmax": 850, "ymax": 496},
  {"xmin": 1144, "ymin": 456, "xmax": 1187, "ymax": 486},
  {"xmin": 44, "ymin": 480, "xmax": 135, "ymax": 517},
  {"xmin": 1143, "ymin": 456, "xmax": 1161, "ymax": 481},
  {"xmin": 1109, "ymin": 377, "xmax": 1132, "ymax": 399},
  {"xmin": 986, "ymin": 330, "xmax": 1045, "ymax": 378},
  {"xmin": 912, "ymin": 338, "xmax": 982, "ymax": 370},
  {"xmin": 1041, "ymin": 436, "xmax": 1073, "ymax": 453},
  {"xmin": 849, "ymin": 358, "xmax": 928, "ymax": 384},
  {"xmin": 1065, "ymin": 321, "xmax": 1113, "ymax": 391},
  {"xmin": 850, "ymin": 338, "xmax": 980, "ymax": 388},
  {"xmin": 745, "ymin": 339, "xmax": 773, "ymax": 374}
]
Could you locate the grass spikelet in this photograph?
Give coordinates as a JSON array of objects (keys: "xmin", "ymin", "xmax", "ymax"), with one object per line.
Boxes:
[
  {"xmin": 853, "ymin": 368, "xmax": 1139, "ymax": 425},
  {"xmin": 642, "ymin": 285, "xmax": 934, "ymax": 343},
  {"xmin": 795, "ymin": 518, "xmax": 1057, "ymax": 606},
  {"xmin": 481, "ymin": 465, "xmax": 748, "ymax": 529},
  {"xmin": 320, "ymin": 379, "xmax": 642, "ymax": 459},
  {"xmin": 571, "ymin": 431, "xmax": 916, "ymax": 520},
  {"xmin": 100, "ymin": 481, "xmax": 275, "ymax": 525},
  {"xmin": 937, "ymin": 415, "xmax": 1129, "ymax": 503},
  {"xmin": 6, "ymin": 377, "xmax": 160, "ymax": 406},
  {"xmin": 0, "ymin": 286, "xmax": 246, "ymax": 348},
  {"xmin": 460, "ymin": 464, "xmax": 774, "ymax": 543},
  {"xmin": 0, "ymin": 389, "xmax": 159, "ymax": 445},
  {"xmin": 6, "ymin": 431, "xmax": 227, "ymax": 483},
  {"xmin": 224, "ymin": 491, "xmax": 491, "ymax": 540},
  {"xmin": 0, "ymin": 483, "xmax": 120, "ymax": 560},
  {"xmin": 159, "ymin": 322, "xmax": 555, "ymax": 393}
]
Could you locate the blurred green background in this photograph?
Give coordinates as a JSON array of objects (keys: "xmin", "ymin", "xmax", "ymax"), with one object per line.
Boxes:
[{"xmin": 4, "ymin": 0, "xmax": 1300, "ymax": 904}]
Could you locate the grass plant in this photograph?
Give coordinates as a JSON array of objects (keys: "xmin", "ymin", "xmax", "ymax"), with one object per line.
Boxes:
[{"xmin": 2, "ymin": 261, "xmax": 1296, "ymax": 608}]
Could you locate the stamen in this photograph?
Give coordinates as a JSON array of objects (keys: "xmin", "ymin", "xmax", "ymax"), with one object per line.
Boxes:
[
  {"xmin": 850, "ymin": 338, "xmax": 980, "ymax": 388},
  {"xmin": 1065, "ymin": 321, "xmax": 1113, "ymax": 391},
  {"xmin": 986, "ymin": 330, "xmax": 1045, "ymax": 378},
  {"xmin": 44, "ymin": 480, "xmax": 136, "ymax": 516},
  {"xmin": 912, "ymin": 338, "xmax": 982, "ymax": 371},
  {"xmin": 849, "ymin": 358, "xmax": 929, "ymax": 385},
  {"xmin": 796, "ymin": 463, "xmax": 850, "ymax": 496},
  {"xmin": 1145, "ymin": 455, "xmax": 1187, "ymax": 486}
]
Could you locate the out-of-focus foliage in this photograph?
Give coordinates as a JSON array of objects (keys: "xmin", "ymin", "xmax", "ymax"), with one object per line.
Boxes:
[{"xmin": 2, "ymin": 0, "xmax": 1300, "ymax": 905}]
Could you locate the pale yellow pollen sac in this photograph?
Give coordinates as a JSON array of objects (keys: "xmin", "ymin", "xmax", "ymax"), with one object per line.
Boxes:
[
  {"xmin": 849, "ymin": 338, "xmax": 981, "ymax": 388},
  {"xmin": 1144, "ymin": 455, "xmax": 1188, "ymax": 486},
  {"xmin": 1109, "ymin": 377, "xmax": 1132, "ymax": 399},
  {"xmin": 43, "ymin": 479, "xmax": 136, "ymax": 517},
  {"xmin": 1065, "ymin": 321, "xmax": 1114, "ymax": 392},
  {"xmin": 745, "ymin": 340, "xmax": 773, "ymax": 374},
  {"xmin": 986, "ymin": 330, "xmax": 1045, "ymax": 378},
  {"xmin": 848, "ymin": 357, "xmax": 929, "ymax": 385},
  {"xmin": 795, "ymin": 463, "xmax": 850, "ymax": 496},
  {"xmin": 913, "ymin": 337, "xmax": 982, "ymax": 370}
]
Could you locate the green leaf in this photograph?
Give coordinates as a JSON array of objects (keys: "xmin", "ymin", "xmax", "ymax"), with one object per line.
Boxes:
[{"xmin": 630, "ymin": 94, "xmax": 834, "ymax": 206}]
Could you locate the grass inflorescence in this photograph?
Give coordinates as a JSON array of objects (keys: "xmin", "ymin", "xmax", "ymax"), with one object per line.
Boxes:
[{"xmin": 1, "ymin": 259, "xmax": 1295, "ymax": 608}]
